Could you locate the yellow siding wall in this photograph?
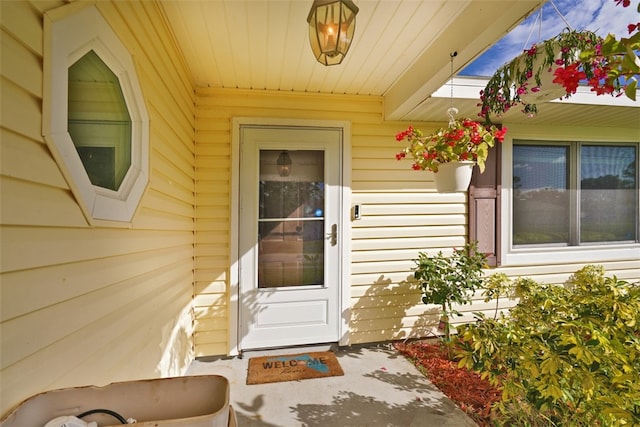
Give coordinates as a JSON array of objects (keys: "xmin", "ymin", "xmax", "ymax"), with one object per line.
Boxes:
[
  {"xmin": 350, "ymin": 128, "xmax": 472, "ymax": 343},
  {"xmin": 195, "ymin": 88, "xmax": 640, "ymax": 355},
  {"xmin": 2, "ymin": 3, "xmax": 638, "ymax": 410},
  {"xmin": 194, "ymin": 87, "xmax": 460, "ymax": 354},
  {"xmin": 0, "ymin": 0, "xmax": 195, "ymax": 415}
]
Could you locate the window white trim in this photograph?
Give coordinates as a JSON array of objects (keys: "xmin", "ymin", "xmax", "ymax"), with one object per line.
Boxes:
[
  {"xmin": 43, "ymin": 3, "xmax": 149, "ymax": 223},
  {"xmin": 500, "ymin": 124, "xmax": 640, "ymax": 266}
]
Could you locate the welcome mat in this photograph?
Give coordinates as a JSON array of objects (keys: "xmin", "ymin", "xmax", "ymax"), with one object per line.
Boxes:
[{"xmin": 246, "ymin": 351, "xmax": 344, "ymax": 385}]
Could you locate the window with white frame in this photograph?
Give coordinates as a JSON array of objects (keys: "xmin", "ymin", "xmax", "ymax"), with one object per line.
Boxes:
[
  {"xmin": 512, "ymin": 141, "xmax": 638, "ymax": 247},
  {"xmin": 68, "ymin": 50, "xmax": 132, "ymax": 192},
  {"xmin": 43, "ymin": 4, "xmax": 149, "ymax": 223}
]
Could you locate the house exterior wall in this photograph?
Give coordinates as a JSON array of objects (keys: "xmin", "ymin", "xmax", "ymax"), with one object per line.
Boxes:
[
  {"xmin": 194, "ymin": 87, "xmax": 477, "ymax": 354},
  {"xmin": 480, "ymin": 122, "xmax": 640, "ymax": 326},
  {"xmin": 1, "ymin": 0, "xmax": 638, "ymax": 415},
  {"xmin": 0, "ymin": 0, "xmax": 196, "ymax": 415},
  {"xmin": 194, "ymin": 88, "xmax": 639, "ymax": 355}
]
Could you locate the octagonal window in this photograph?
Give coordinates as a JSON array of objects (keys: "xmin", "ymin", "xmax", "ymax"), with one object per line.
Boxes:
[
  {"xmin": 43, "ymin": 4, "xmax": 149, "ymax": 223},
  {"xmin": 68, "ymin": 50, "xmax": 132, "ymax": 191}
]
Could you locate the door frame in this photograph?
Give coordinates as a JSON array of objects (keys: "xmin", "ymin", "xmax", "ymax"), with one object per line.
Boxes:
[{"xmin": 229, "ymin": 117, "xmax": 352, "ymax": 355}]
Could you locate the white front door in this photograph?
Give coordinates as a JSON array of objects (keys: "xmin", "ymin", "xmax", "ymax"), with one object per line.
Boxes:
[{"xmin": 238, "ymin": 125, "xmax": 342, "ymax": 350}]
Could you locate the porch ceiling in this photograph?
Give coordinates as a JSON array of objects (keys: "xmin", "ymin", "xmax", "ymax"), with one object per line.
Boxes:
[{"xmin": 160, "ymin": 0, "xmax": 639, "ymax": 127}]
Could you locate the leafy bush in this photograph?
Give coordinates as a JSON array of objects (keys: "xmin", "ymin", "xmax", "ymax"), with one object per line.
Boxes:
[
  {"xmin": 413, "ymin": 241, "xmax": 487, "ymax": 341},
  {"xmin": 454, "ymin": 265, "xmax": 640, "ymax": 426}
]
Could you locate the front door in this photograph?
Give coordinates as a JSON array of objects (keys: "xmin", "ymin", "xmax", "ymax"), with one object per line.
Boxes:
[{"xmin": 238, "ymin": 125, "xmax": 342, "ymax": 350}]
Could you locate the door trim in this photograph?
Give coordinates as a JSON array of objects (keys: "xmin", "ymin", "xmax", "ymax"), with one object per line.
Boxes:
[{"xmin": 229, "ymin": 117, "xmax": 352, "ymax": 355}]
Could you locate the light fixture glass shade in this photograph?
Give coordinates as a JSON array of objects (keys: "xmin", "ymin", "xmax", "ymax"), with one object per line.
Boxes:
[
  {"xmin": 307, "ymin": 0, "xmax": 359, "ymax": 66},
  {"xmin": 277, "ymin": 151, "xmax": 292, "ymax": 177}
]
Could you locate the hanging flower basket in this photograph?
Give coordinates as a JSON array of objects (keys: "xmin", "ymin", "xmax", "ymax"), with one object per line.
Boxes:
[
  {"xmin": 478, "ymin": 28, "xmax": 611, "ymax": 122},
  {"xmin": 516, "ymin": 41, "xmax": 568, "ymax": 104},
  {"xmin": 434, "ymin": 161, "xmax": 475, "ymax": 193},
  {"xmin": 395, "ymin": 111, "xmax": 507, "ymax": 193},
  {"xmin": 478, "ymin": 0, "xmax": 639, "ymax": 124}
]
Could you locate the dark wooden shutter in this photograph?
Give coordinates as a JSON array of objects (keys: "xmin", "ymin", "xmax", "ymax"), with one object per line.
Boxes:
[{"xmin": 468, "ymin": 142, "xmax": 501, "ymax": 266}]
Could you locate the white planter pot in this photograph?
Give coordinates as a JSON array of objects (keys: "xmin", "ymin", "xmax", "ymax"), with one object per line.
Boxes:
[
  {"xmin": 1, "ymin": 376, "xmax": 234, "ymax": 427},
  {"xmin": 517, "ymin": 43, "xmax": 568, "ymax": 104},
  {"xmin": 434, "ymin": 161, "xmax": 474, "ymax": 193}
]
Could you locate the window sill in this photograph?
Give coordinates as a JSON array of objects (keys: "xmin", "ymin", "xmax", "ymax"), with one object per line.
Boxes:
[{"xmin": 502, "ymin": 243, "xmax": 640, "ymax": 267}]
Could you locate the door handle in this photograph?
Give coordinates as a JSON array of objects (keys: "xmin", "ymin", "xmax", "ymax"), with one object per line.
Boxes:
[{"xmin": 326, "ymin": 223, "xmax": 337, "ymax": 246}]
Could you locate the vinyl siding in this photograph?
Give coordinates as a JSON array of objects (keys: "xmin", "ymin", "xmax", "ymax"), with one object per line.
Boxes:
[
  {"xmin": 0, "ymin": 0, "xmax": 196, "ymax": 415},
  {"xmin": 351, "ymin": 122, "xmax": 473, "ymax": 340},
  {"xmin": 193, "ymin": 87, "xmax": 457, "ymax": 352},
  {"xmin": 2, "ymin": 2, "xmax": 638, "ymax": 414},
  {"xmin": 194, "ymin": 87, "xmax": 639, "ymax": 352}
]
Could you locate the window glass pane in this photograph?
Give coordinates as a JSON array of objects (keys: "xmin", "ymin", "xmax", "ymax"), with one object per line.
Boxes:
[
  {"xmin": 513, "ymin": 145, "xmax": 570, "ymax": 245},
  {"xmin": 258, "ymin": 150, "xmax": 325, "ymax": 288},
  {"xmin": 68, "ymin": 50, "xmax": 132, "ymax": 191},
  {"xmin": 580, "ymin": 145, "xmax": 637, "ymax": 242}
]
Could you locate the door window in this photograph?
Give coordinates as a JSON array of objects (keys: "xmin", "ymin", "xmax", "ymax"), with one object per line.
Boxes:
[{"xmin": 258, "ymin": 150, "xmax": 325, "ymax": 287}]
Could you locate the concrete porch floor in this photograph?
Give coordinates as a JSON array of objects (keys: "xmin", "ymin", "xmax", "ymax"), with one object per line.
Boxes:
[{"xmin": 186, "ymin": 343, "xmax": 479, "ymax": 427}]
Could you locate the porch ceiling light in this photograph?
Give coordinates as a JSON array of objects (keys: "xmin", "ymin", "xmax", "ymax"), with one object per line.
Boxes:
[
  {"xmin": 307, "ymin": 0, "xmax": 359, "ymax": 66},
  {"xmin": 277, "ymin": 150, "xmax": 292, "ymax": 177}
]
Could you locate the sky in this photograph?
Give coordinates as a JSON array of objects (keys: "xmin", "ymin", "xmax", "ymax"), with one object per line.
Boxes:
[{"xmin": 460, "ymin": 0, "xmax": 634, "ymax": 77}]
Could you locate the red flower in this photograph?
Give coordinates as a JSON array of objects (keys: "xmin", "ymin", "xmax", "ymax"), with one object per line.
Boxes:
[
  {"xmin": 395, "ymin": 126, "xmax": 415, "ymax": 141},
  {"xmin": 395, "ymin": 119, "xmax": 505, "ymax": 173},
  {"xmin": 494, "ymin": 127, "xmax": 507, "ymax": 143},
  {"xmin": 553, "ymin": 63, "xmax": 585, "ymax": 94},
  {"xmin": 629, "ymin": 23, "xmax": 639, "ymax": 34},
  {"xmin": 591, "ymin": 83, "xmax": 615, "ymax": 95}
]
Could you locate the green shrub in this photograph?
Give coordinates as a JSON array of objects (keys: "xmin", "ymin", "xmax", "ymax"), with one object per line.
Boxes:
[
  {"xmin": 454, "ymin": 265, "xmax": 640, "ymax": 426},
  {"xmin": 413, "ymin": 241, "xmax": 487, "ymax": 342}
]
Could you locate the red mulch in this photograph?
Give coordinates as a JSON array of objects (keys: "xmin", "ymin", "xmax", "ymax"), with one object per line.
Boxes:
[{"xmin": 394, "ymin": 340, "xmax": 502, "ymax": 426}]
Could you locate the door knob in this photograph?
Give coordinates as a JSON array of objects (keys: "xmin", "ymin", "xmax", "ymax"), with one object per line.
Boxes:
[{"xmin": 326, "ymin": 224, "xmax": 337, "ymax": 246}]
